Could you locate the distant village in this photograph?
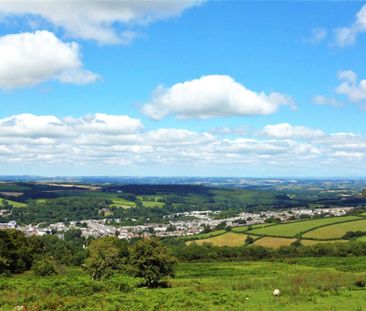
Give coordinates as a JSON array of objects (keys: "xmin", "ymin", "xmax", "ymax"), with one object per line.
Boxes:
[{"xmin": 0, "ymin": 207, "xmax": 354, "ymax": 240}]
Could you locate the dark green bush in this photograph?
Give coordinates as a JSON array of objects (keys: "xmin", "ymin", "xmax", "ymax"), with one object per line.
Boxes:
[{"xmin": 32, "ymin": 258, "xmax": 58, "ymax": 276}]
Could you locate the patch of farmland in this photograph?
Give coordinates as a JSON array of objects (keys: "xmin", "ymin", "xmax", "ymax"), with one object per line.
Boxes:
[
  {"xmin": 183, "ymin": 230, "xmax": 226, "ymax": 241},
  {"xmin": 140, "ymin": 200, "xmax": 165, "ymax": 208},
  {"xmin": 300, "ymin": 239, "xmax": 348, "ymax": 246},
  {"xmin": 254, "ymin": 237, "xmax": 296, "ymax": 248},
  {"xmin": 357, "ymin": 236, "xmax": 366, "ymax": 242},
  {"xmin": 0, "ymin": 198, "xmax": 26, "ymax": 208},
  {"xmin": 187, "ymin": 232, "xmax": 248, "ymax": 247},
  {"xmin": 250, "ymin": 216, "xmax": 360, "ymax": 237},
  {"xmin": 303, "ymin": 219, "xmax": 366, "ymax": 239},
  {"xmin": 110, "ymin": 197, "xmax": 135, "ymax": 208},
  {"xmin": 232, "ymin": 223, "xmax": 271, "ymax": 233}
]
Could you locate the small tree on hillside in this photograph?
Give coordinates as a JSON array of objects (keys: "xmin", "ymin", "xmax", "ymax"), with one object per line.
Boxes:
[
  {"xmin": 82, "ymin": 236, "xmax": 128, "ymax": 281},
  {"xmin": 245, "ymin": 236, "xmax": 254, "ymax": 245},
  {"xmin": 129, "ymin": 238, "xmax": 177, "ymax": 288}
]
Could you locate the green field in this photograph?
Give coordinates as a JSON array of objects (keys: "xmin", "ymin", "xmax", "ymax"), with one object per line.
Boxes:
[
  {"xmin": 231, "ymin": 223, "xmax": 271, "ymax": 233},
  {"xmin": 182, "ymin": 230, "xmax": 226, "ymax": 241},
  {"xmin": 140, "ymin": 200, "xmax": 165, "ymax": 208},
  {"xmin": 303, "ymin": 219, "xmax": 366, "ymax": 239},
  {"xmin": 1, "ymin": 258, "xmax": 366, "ymax": 310},
  {"xmin": 0, "ymin": 198, "xmax": 26, "ymax": 208},
  {"xmin": 254, "ymin": 236, "xmax": 296, "ymax": 248},
  {"xmin": 250, "ymin": 216, "xmax": 361, "ymax": 238},
  {"xmin": 110, "ymin": 197, "xmax": 136, "ymax": 208},
  {"xmin": 187, "ymin": 232, "xmax": 249, "ymax": 247},
  {"xmin": 184, "ymin": 216, "xmax": 366, "ymax": 249},
  {"xmin": 300, "ymin": 239, "xmax": 348, "ymax": 246}
]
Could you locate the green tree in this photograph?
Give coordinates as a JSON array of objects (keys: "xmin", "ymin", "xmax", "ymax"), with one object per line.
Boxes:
[
  {"xmin": 82, "ymin": 236, "xmax": 128, "ymax": 280},
  {"xmin": 245, "ymin": 236, "xmax": 254, "ymax": 245},
  {"xmin": 32, "ymin": 257, "xmax": 58, "ymax": 276},
  {"xmin": 129, "ymin": 238, "xmax": 177, "ymax": 288}
]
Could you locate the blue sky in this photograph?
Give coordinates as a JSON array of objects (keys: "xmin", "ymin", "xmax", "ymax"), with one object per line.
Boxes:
[{"xmin": 0, "ymin": 1, "xmax": 366, "ymax": 177}]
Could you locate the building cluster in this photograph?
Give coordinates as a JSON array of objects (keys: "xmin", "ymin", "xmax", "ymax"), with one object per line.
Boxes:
[{"xmin": 0, "ymin": 207, "xmax": 354, "ymax": 240}]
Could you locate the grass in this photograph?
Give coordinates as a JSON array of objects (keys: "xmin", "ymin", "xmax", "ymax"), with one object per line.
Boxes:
[
  {"xmin": 300, "ymin": 239, "xmax": 348, "ymax": 246},
  {"xmin": 110, "ymin": 197, "xmax": 135, "ymax": 208},
  {"xmin": 250, "ymin": 216, "xmax": 361, "ymax": 238},
  {"xmin": 0, "ymin": 198, "xmax": 26, "ymax": 208},
  {"xmin": 140, "ymin": 200, "xmax": 165, "ymax": 208},
  {"xmin": 182, "ymin": 230, "xmax": 226, "ymax": 241},
  {"xmin": 231, "ymin": 223, "xmax": 271, "ymax": 233},
  {"xmin": 187, "ymin": 232, "xmax": 248, "ymax": 247},
  {"xmin": 1, "ymin": 259, "xmax": 366, "ymax": 310},
  {"xmin": 254, "ymin": 236, "xmax": 296, "ymax": 248},
  {"xmin": 357, "ymin": 236, "xmax": 366, "ymax": 242},
  {"xmin": 303, "ymin": 219, "xmax": 366, "ymax": 240}
]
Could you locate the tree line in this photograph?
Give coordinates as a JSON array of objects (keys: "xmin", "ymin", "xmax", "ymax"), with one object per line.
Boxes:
[{"xmin": 0, "ymin": 229, "xmax": 176, "ymax": 288}]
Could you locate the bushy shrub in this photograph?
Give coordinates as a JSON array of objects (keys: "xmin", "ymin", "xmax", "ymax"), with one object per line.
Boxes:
[
  {"xmin": 32, "ymin": 258, "xmax": 58, "ymax": 276},
  {"xmin": 129, "ymin": 238, "xmax": 177, "ymax": 288}
]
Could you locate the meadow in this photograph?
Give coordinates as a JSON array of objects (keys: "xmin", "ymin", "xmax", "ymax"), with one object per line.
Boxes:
[
  {"xmin": 187, "ymin": 232, "xmax": 248, "ymax": 247},
  {"xmin": 303, "ymin": 219, "xmax": 366, "ymax": 240},
  {"xmin": 1, "ymin": 258, "xmax": 366, "ymax": 310},
  {"xmin": 186, "ymin": 215, "xmax": 366, "ymax": 248},
  {"xmin": 0, "ymin": 198, "xmax": 26, "ymax": 208},
  {"xmin": 249, "ymin": 216, "xmax": 361, "ymax": 238}
]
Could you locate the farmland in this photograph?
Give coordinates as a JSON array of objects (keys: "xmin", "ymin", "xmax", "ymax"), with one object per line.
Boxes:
[
  {"xmin": 303, "ymin": 219, "xmax": 366, "ymax": 239},
  {"xmin": 0, "ymin": 198, "xmax": 26, "ymax": 208},
  {"xmin": 187, "ymin": 232, "xmax": 248, "ymax": 247},
  {"xmin": 186, "ymin": 214, "xmax": 366, "ymax": 248},
  {"xmin": 254, "ymin": 237, "xmax": 295, "ymax": 248},
  {"xmin": 1, "ymin": 258, "xmax": 366, "ymax": 310},
  {"xmin": 249, "ymin": 215, "xmax": 361, "ymax": 237}
]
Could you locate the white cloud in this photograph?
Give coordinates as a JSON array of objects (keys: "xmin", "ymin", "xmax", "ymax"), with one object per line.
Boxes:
[
  {"xmin": 0, "ymin": 113, "xmax": 141, "ymax": 138},
  {"xmin": 262, "ymin": 123, "xmax": 325, "ymax": 139},
  {"xmin": 0, "ymin": 113, "xmax": 365, "ymax": 175},
  {"xmin": 0, "ymin": 30, "xmax": 98, "ymax": 89},
  {"xmin": 142, "ymin": 75, "xmax": 295, "ymax": 120},
  {"xmin": 0, "ymin": 0, "xmax": 203, "ymax": 44},
  {"xmin": 69, "ymin": 113, "xmax": 143, "ymax": 135},
  {"xmin": 336, "ymin": 70, "xmax": 366, "ymax": 102},
  {"xmin": 312, "ymin": 95, "xmax": 343, "ymax": 108},
  {"xmin": 306, "ymin": 27, "xmax": 327, "ymax": 44},
  {"xmin": 334, "ymin": 5, "xmax": 366, "ymax": 46}
]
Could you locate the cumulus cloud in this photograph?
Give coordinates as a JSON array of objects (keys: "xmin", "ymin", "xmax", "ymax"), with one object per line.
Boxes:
[
  {"xmin": 142, "ymin": 75, "xmax": 295, "ymax": 120},
  {"xmin": 0, "ymin": 0, "xmax": 203, "ymax": 44},
  {"xmin": 312, "ymin": 95, "xmax": 343, "ymax": 108},
  {"xmin": 336, "ymin": 70, "xmax": 366, "ymax": 102},
  {"xmin": 305, "ymin": 27, "xmax": 327, "ymax": 45},
  {"xmin": 334, "ymin": 5, "xmax": 366, "ymax": 46},
  {"xmin": 263, "ymin": 123, "xmax": 325, "ymax": 139},
  {"xmin": 0, "ymin": 114, "xmax": 364, "ymax": 175},
  {"xmin": 0, "ymin": 30, "xmax": 98, "ymax": 89}
]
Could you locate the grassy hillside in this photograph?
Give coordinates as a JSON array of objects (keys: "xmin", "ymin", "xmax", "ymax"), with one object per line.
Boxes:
[
  {"xmin": 187, "ymin": 232, "xmax": 249, "ymax": 247},
  {"xmin": 303, "ymin": 219, "xmax": 366, "ymax": 239},
  {"xmin": 249, "ymin": 216, "xmax": 361, "ymax": 238},
  {"xmin": 1, "ymin": 259, "xmax": 366, "ymax": 310},
  {"xmin": 254, "ymin": 237, "xmax": 295, "ymax": 248},
  {"xmin": 0, "ymin": 198, "xmax": 26, "ymax": 208},
  {"xmin": 186, "ymin": 215, "xmax": 366, "ymax": 248}
]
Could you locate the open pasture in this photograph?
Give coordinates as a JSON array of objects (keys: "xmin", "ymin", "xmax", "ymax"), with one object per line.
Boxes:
[
  {"xmin": 303, "ymin": 219, "xmax": 366, "ymax": 240},
  {"xmin": 300, "ymin": 239, "xmax": 348, "ymax": 246},
  {"xmin": 254, "ymin": 236, "xmax": 295, "ymax": 248},
  {"xmin": 187, "ymin": 232, "xmax": 248, "ymax": 247},
  {"xmin": 231, "ymin": 223, "xmax": 271, "ymax": 233},
  {"xmin": 0, "ymin": 198, "xmax": 26, "ymax": 208},
  {"xmin": 250, "ymin": 215, "xmax": 361, "ymax": 237}
]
